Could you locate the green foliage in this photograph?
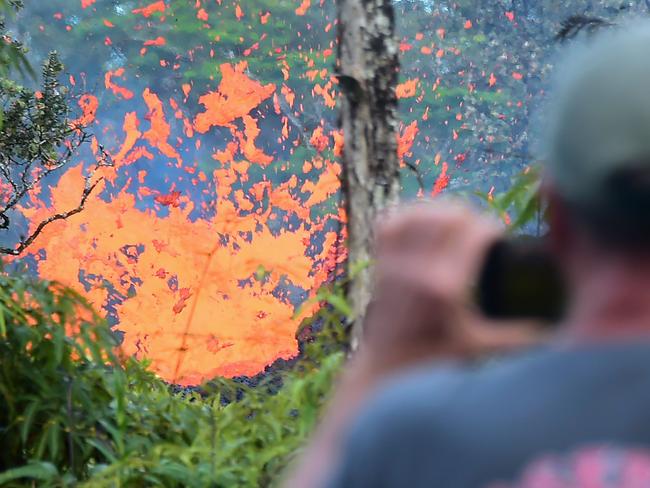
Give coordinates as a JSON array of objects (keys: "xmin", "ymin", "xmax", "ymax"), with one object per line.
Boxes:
[
  {"xmin": 0, "ymin": 268, "xmax": 347, "ymax": 487},
  {"xmin": 0, "ymin": 2, "xmax": 110, "ymax": 255},
  {"xmin": 0, "ymin": 0, "xmax": 31, "ymax": 79},
  {"xmin": 0, "ymin": 270, "xmax": 122, "ymax": 484},
  {"xmin": 0, "ymin": 53, "xmax": 70, "ymax": 168}
]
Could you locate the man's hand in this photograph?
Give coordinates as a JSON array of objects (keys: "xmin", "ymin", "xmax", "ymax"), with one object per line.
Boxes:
[{"xmin": 360, "ymin": 200, "xmax": 543, "ymax": 375}]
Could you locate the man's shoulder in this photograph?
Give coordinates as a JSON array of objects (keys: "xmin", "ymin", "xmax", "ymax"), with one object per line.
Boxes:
[
  {"xmin": 353, "ymin": 343, "xmax": 633, "ymax": 430},
  {"xmin": 343, "ymin": 347, "xmax": 576, "ymax": 462},
  {"xmin": 329, "ymin": 344, "xmax": 650, "ymax": 487},
  {"xmin": 326, "ymin": 365, "xmax": 467, "ymax": 487},
  {"xmin": 344, "ymin": 343, "xmax": 650, "ymax": 460},
  {"xmin": 361, "ymin": 362, "xmax": 469, "ymax": 427},
  {"xmin": 329, "ymin": 357, "xmax": 536, "ymax": 487},
  {"xmin": 357, "ymin": 352, "xmax": 539, "ymax": 431}
]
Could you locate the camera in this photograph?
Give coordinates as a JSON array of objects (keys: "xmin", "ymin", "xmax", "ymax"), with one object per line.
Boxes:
[{"xmin": 475, "ymin": 237, "xmax": 567, "ymax": 325}]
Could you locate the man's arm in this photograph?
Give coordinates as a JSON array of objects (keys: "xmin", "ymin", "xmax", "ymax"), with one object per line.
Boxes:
[{"xmin": 285, "ymin": 202, "xmax": 543, "ymax": 488}]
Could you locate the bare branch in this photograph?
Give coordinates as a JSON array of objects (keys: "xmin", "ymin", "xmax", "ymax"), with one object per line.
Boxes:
[
  {"xmin": 0, "ymin": 172, "xmax": 104, "ymax": 256},
  {"xmin": 0, "ymin": 130, "xmax": 93, "ymax": 228},
  {"xmin": 556, "ymin": 15, "xmax": 613, "ymax": 42},
  {"xmin": 403, "ymin": 160, "xmax": 425, "ymax": 193}
]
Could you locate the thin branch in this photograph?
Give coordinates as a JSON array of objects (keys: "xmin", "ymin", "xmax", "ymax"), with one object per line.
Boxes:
[
  {"xmin": 403, "ymin": 159, "xmax": 425, "ymax": 193},
  {"xmin": 0, "ymin": 127, "xmax": 109, "ymax": 245},
  {"xmin": 0, "ymin": 161, "xmax": 18, "ymax": 193},
  {"xmin": 556, "ymin": 15, "xmax": 613, "ymax": 42},
  {"xmin": 0, "ymin": 173, "xmax": 103, "ymax": 256}
]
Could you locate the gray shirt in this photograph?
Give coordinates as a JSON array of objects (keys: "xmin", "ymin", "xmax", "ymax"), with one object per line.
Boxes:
[{"xmin": 326, "ymin": 342, "xmax": 650, "ymax": 487}]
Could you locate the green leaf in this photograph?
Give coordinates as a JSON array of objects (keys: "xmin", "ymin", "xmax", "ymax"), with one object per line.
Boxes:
[
  {"xmin": 349, "ymin": 259, "xmax": 371, "ymax": 278},
  {"xmin": 0, "ymin": 462, "xmax": 58, "ymax": 484},
  {"xmin": 511, "ymin": 191, "xmax": 541, "ymax": 232},
  {"xmin": 0, "ymin": 302, "xmax": 5, "ymax": 338},
  {"xmin": 48, "ymin": 421, "xmax": 61, "ymax": 460},
  {"xmin": 86, "ymin": 439, "xmax": 118, "ymax": 463},
  {"xmin": 325, "ymin": 293, "xmax": 352, "ymax": 318},
  {"xmin": 254, "ymin": 265, "xmax": 270, "ymax": 281},
  {"xmin": 20, "ymin": 399, "xmax": 40, "ymax": 443}
]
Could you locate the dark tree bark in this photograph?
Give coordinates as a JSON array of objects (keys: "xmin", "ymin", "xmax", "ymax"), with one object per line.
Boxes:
[{"xmin": 337, "ymin": 0, "xmax": 401, "ymax": 350}]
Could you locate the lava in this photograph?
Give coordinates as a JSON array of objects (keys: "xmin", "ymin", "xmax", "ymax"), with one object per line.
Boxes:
[{"xmin": 13, "ymin": 0, "xmax": 457, "ymax": 385}]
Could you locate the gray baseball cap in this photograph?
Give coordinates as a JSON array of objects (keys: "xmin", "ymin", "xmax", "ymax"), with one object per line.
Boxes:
[{"xmin": 544, "ymin": 20, "xmax": 650, "ymax": 236}]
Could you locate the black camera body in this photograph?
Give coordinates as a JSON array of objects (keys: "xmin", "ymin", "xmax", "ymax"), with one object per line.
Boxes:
[{"xmin": 476, "ymin": 238, "xmax": 567, "ymax": 325}]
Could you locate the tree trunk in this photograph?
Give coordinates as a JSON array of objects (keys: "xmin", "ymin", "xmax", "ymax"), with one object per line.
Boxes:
[{"xmin": 336, "ymin": 0, "xmax": 401, "ymax": 350}]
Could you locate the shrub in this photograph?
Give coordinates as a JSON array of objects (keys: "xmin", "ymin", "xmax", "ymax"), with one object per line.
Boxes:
[{"xmin": 0, "ymin": 268, "xmax": 346, "ymax": 487}]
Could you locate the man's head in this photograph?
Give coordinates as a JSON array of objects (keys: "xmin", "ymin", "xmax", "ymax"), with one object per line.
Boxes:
[{"xmin": 544, "ymin": 21, "xmax": 650, "ymax": 259}]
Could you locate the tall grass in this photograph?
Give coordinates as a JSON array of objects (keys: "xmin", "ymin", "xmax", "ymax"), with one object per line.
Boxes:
[{"xmin": 0, "ymin": 270, "xmax": 347, "ymax": 487}]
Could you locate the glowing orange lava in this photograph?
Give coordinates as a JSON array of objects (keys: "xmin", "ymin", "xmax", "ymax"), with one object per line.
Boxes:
[
  {"xmin": 21, "ymin": 60, "xmax": 342, "ymax": 384},
  {"xmin": 17, "ymin": 0, "xmax": 453, "ymax": 385}
]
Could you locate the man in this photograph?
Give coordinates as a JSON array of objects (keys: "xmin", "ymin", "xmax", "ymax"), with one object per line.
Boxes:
[{"xmin": 287, "ymin": 20, "xmax": 650, "ymax": 488}]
